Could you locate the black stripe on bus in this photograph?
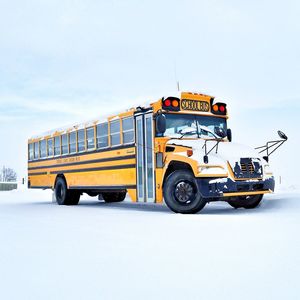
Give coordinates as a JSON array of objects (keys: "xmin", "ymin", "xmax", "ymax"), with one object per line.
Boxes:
[
  {"xmin": 28, "ymin": 172, "xmax": 48, "ymax": 176},
  {"xmin": 28, "ymin": 154, "xmax": 136, "ymax": 171},
  {"xmin": 28, "ymin": 144, "xmax": 135, "ymax": 164},
  {"xmin": 29, "ymin": 186, "xmax": 51, "ymax": 189},
  {"xmin": 69, "ymin": 185, "xmax": 136, "ymax": 190},
  {"xmin": 49, "ymin": 164, "xmax": 136, "ymax": 175}
]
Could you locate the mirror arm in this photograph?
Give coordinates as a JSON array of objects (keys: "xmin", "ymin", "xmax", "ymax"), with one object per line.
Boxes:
[
  {"xmin": 202, "ymin": 139, "xmax": 222, "ymax": 163},
  {"xmin": 267, "ymin": 141, "xmax": 286, "ymax": 156},
  {"xmin": 255, "ymin": 139, "xmax": 287, "ymax": 157}
]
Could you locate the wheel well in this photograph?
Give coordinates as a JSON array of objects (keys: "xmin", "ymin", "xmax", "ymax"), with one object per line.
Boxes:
[
  {"xmin": 163, "ymin": 161, "xmax": 194, "ymax": 187},
  {"xmin": 54, "ymin": 174, "xmax": 66, "ymax": 187}
]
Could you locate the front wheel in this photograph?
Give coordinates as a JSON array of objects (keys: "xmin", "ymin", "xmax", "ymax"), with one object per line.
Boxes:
[
  {"xmin": 163, "ymin": 170, "xmax": 206, "ymax": 214},
  {"xmin": 227, "ymin": 194, "xmax": 263, "ymax": 209}
]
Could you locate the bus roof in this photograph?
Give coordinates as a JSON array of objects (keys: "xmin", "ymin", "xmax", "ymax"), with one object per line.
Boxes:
[{"xmin": 28, "ymin": 91, "xmax": 219, "ymax": 142}]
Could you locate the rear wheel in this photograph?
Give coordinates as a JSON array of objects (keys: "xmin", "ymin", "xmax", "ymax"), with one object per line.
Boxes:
[
  {"xmin": 228, "ymin": 194, "xmax": 263, "ymax": 209},
  {"xmin": 102, "ymin": 191, "xmax": 126, "ymax": 203},
  {"xmin": 54, "ymin": 177, "xmax": 80, "ymax": 205},
  {"xmin": 163, "ymin": 170, "xmax": 206, "ymax": 214}
]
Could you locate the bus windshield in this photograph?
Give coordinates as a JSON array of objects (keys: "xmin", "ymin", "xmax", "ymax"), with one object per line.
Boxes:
[{"xmin": 162, "ymin": 114, "xmax": 227, "ymax": 139}]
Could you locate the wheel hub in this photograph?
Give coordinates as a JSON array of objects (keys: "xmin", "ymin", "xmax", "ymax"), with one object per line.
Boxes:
[{"xmin": 174, "ymin": 181, "xmax": 195, "ymax": 204}]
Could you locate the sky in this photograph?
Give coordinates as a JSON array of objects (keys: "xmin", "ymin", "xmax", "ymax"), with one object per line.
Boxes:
[{"xmin": 0, "ymin": 0, "xmax": 299, "ymax": 185}]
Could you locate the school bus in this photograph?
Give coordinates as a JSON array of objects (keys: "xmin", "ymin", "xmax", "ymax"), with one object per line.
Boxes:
[{"xmin": 27, "ymin": 91, "xmax": 275, "ymax": 213}]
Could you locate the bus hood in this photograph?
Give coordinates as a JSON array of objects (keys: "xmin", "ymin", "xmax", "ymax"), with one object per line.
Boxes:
[{"xmin": 166, "ymin": 139, "xmax": 263, "ymax": 167}]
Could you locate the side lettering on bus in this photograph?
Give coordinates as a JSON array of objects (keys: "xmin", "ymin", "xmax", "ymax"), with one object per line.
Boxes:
[{"xmin": 181, "ymin": 99, "xmax": 210, "ymax": 112}]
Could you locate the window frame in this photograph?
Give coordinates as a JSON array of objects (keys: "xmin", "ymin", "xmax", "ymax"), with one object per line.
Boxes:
[
  {"xmin": 77, "ymin": 129, "xmax": 86, "ymax": 153},
  {"xmin": 109, "ymin": 119, "xmax": 121, "ymax": 147},
  {"xmin": 34, "ymin": 142, "xmax": 39, "ymax": 160},
  {"xmin": 47, "ymin": 138, "xmax": 54, "ymax": 157},
  {"xmin": 122, "ymin": 117, "xmax": 135, "ymax": 145},
  {"xmin": 86, "ymin": 126, "xmax": 96, "ymax": 151},
  {"xmin": 39, "ymin": 139, "xmax": 47, "ymax": 159},
  {"xmin": 69, "ymin": 131, "xmax": 77, "ymax": 154},
  {"xmin": 54, "ymin": 135, "xmax": 61, "ymax": 157},
  {"xmin": 96, "ymin": 122, "xmax": 109, "ymax": 149},
  {"xmin": 28, "ymin": 143, "xmax": 34, "ymax": 161},
  {"xmin": 61, "ymin": 133, "xmax": 69, "ymax": 155}
]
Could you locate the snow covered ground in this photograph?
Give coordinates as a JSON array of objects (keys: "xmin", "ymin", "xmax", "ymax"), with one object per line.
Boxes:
[{"xmin": 0, "ymin": 187, "xmax": 299, "ymax": 300}]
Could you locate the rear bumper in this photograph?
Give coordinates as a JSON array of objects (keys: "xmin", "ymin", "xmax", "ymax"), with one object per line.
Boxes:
[{"xmin": 197, "ymin": 176, "xmax": 275, "ymax": 199}]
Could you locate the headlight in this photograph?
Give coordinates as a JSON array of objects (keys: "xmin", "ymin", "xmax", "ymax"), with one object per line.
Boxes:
[
  {"xmin": 198, "ymin": 166, "xmax": 227, "ymax": 175},
  {"xmin": 264, "ymin": 164, "xmax": 273, "ymax": 176}
]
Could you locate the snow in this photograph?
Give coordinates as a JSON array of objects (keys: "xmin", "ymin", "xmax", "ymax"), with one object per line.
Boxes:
[
  {"xmin": 0, "ymin": 187, "xmax": 299, "ymax": 299},
  {"xmin": 29, "ymin": 106, "xmax": 138, "ymax": 140}
]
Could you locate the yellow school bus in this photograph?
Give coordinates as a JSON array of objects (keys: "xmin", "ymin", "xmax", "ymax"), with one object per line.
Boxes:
[{"xmin": 27, "ymin": 92, "xmax": 275, "ymax": 213}]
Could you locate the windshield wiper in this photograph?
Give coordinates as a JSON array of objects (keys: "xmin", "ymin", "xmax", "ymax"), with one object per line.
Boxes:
[
  {"xmin": 178, "ymin": 129, "xmax": 198, "ymax": 139},
  {"xmin": 198, "ymin": 125, "xmax": 223, "ymax": 139}
]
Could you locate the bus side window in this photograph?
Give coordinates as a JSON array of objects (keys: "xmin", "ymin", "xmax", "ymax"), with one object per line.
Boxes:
[
  {"xmin": 86, "ymin": 127, "xmax": 95, "ymax": 150},
  {"xmin": 39, "ymin": 140, "xmax": 47, "ymax": 158},
  {"xmin": 122, "ymin": 117, "xmax": 134, "ymax": 144},
  {"xmin": 77, "ymin": 129, "xmax": 85, "ymax": 152},
  {"xmin": 110, "ymin": 120, "xmax": 120, "ymax": 147},
  {"xmin": 62, "ymin": 134, "xmax": 69, "ymax": 155},
  {"xmin": 54, "ymin": 136, "xmax": 61, "ymax": 156},
  {"xmin": 28, "ymin": 143, "xmax": 34, "ymax": 160},
  {"xmin": 47, "ymin": 138, "xmax": 53, "ymax": 157},
  {"xmin": 34, "ymin": 142, "xmax": 39, "ymax": 159},
  {"xmin": 69, "ymin": 132, "xmax": 76, "ymax": 153},
  {"xmin": 96, "ymin": 123, "xmax": 108, "ymax": 148}
]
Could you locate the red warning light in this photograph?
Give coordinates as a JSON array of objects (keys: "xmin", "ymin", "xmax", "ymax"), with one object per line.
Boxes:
[
  {"xmin": 164, "ymin": 99, "xmax": 171, "ymax": 107},
  {"xmin": 219, "ymin": 105, "xmax": 225, "ymax": 112}
]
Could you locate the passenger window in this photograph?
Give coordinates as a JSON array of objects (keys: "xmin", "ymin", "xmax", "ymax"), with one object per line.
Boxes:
[
  {"xmin": 69, "ymin": 132, "xmax": 76, "ymax": 153},
  {"xmin": 34, "ymin": 142, "xmax": 39, "ymax": 159},
  {"xmin": 61, "ymin": 134, "xmax": 68, "ymax": 155},
  {"xmin": 39, "ymin": 140, "xmax": 47, "ymax": 158},
  {"xmin": 54, "ymin": 136, "xmax": 61, "ymax": 156},
  {"xmin": 110, "ymin": 120, "xmax": 120, "ymax": 146},
  {"xmin": 28, "ymin": 144, "xmax": 34, "ymax": 160},
  {"xmin": 122, "ymin": 117, "xmax": 134, "ymax": 144},
  {"xmin": 47, "ymin": 138, "xmax": 53, "ymax": 157},
  {"xmin": 77, "ymin": 129, "xmax": 85, "ymax": 152},
  {"xmin": 96, "ymin": 123, "xmax": 108, "ymax": 148},
  {"xmin": 86, "ymin": 127, "xmax": 95, "ymax": 150}
]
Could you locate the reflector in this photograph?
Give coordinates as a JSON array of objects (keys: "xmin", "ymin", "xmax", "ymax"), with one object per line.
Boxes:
[{"xmin": 187, "ymin": 149, "xmax": 193, "ymax": 157}]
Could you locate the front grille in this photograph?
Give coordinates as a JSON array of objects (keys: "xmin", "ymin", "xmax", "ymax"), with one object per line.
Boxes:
[
  {"xmin": 241, "ymin": 162, "xmax": 254, "ymax": 174},
  {"xmin": 233, "ymin": 158, "xmax": 262, "ymax": 179}
]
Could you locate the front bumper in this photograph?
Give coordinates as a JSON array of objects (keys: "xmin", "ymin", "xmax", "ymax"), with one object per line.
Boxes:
[{"xmin": 197, "ymin": 176, "xmax": 275, "ymax": 199}]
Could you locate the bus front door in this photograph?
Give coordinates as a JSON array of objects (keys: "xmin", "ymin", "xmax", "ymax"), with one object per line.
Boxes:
[{"xmin": 135, "ymin": 113, "xmax": 155, "ymax": 203}]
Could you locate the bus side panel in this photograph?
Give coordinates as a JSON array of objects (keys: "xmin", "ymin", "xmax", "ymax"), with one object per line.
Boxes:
[{"xmin": 28, "ymin": 146, "xmax": 137, "ymax": 196}]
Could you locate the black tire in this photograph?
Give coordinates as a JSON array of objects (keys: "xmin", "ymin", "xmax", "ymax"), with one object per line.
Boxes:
[
  {"xmin": 55, "ymin": 177, "xmax": 80, "ymax": 205},
  {"xmin": 102, "ymin": 191, "xmax": 126, "ymax": 203},
  {"xmin": 163, "ymin": 170, "xmax": 206, "ymax": 214},
  {"xmin": 228, "ymin": 194, "xmax": 263, "ymax": 209}
]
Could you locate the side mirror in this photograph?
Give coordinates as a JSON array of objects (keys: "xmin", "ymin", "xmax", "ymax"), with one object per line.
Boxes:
[
  {"xmin": 156, "ymin": 113, "xmax": 166, "ymax": 134},
  {"xmin": 227, "ymin": 128, "xmax": 232, "ymax": 142},
  {"xmin": 278, "ymin": 130, "xmax": 288, "ymax": 140}
]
